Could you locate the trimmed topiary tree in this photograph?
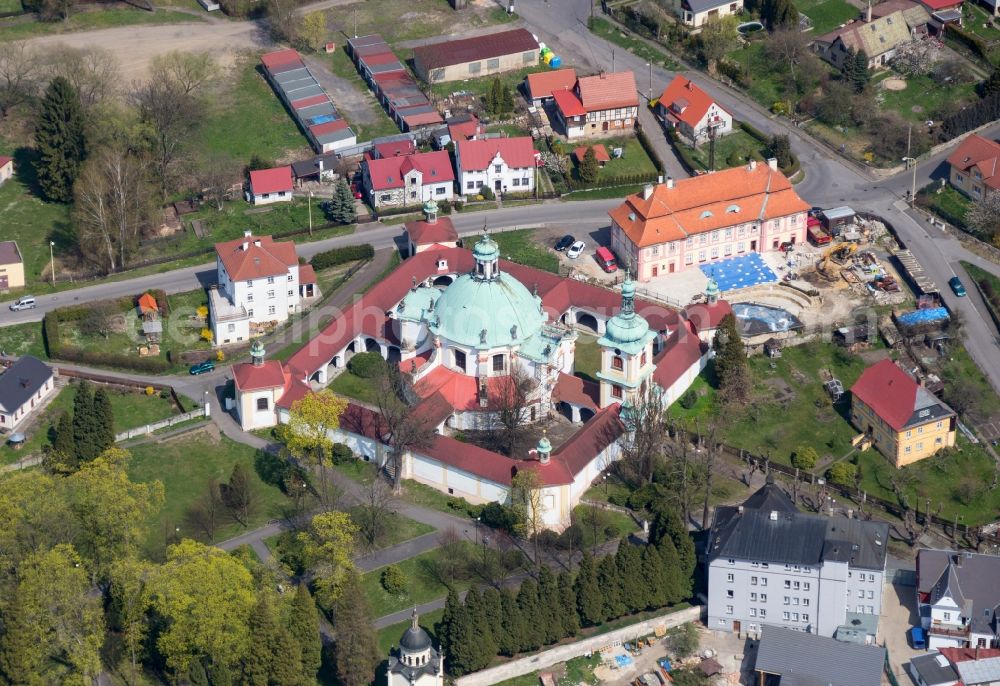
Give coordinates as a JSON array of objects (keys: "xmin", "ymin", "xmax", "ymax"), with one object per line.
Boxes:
[{"xmin": 347, "ymin": 351, "xmax": 386, "ymax": 378}]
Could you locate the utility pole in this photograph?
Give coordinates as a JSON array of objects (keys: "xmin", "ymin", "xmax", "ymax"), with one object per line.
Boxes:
[
  {"xmin": 308, "ymin": 190, "xmax": 313, "ymax": 235},
  {"xmin": 611, "ymin": 49, "xmax": 615, "ymax": 72},
  {"xmin": 646, "ymin": 62, "xmax": 652, "ymax": 102},
  {"xmin": 49, "ymin": 240, "xmax": 56, "ymax": 284},
  {"xmin": 353, "ymin": 8, "xmax": 357, "ymax": 38}
]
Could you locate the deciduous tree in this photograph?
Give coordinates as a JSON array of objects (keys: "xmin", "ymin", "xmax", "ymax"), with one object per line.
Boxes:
[
  {"xmin": 298, "ymin": 510, "xmax": 358, "ymax": 608},
  {"xmin": 355, "ymin": 474, "xmax": 393, "ymax": 548},
  {"xmin": 371, "ymin": 365, "xmax": 435, "ymax": 493},
  {"xmin": 280, "ymin": 389, "xmax": 348, "ymax": 507},
  {"xmin": 45, "ymin": 45, "xmax": 120, "ymax": 109},
  {"xmin": 109, "ymin": 557, "xmax": 154, "ymax": 684},
  {"xmin": 185, "ymin": 479, "xmax": 225, "ymax": 541},
  {"xmin": 488, "ymin": 363, "xmax": 537, "ymax": 456},
  {"xmin": 35, "ymin": 76, "xmax": 86, "ymax": 203},
  {"xmin": 510, "ymin": 468, "xmax": 545, "ymax": 567},
  {"xmin": 132, "ymin": 78, "xmax": 201, "ymax": 198},
  {"xmin": 697, "ymin": 15, "xmax": 740, "ymax": 67},
  {"xmin": 0, "ymin": 41, "xmax": 38, "ymax": 119},
  {"xmin": 150, "ymin": 50, "xmax": 217, "ymax": 96},
  {"xmin": 300, "ymin": 11, "xmax": 328, "ymax": 52}
]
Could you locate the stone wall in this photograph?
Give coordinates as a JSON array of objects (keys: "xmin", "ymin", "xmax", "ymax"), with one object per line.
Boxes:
[{"xmin": 453, "ymin": 605, "xmax": 703, "ymax": 686}]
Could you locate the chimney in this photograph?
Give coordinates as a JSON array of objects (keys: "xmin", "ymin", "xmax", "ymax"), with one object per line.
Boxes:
[
  {"xmin": 666, "ymin": 176, "xmax": 674, "ymax": 189},
  {"xmin": 767, "ymin": 157, "xmax": 778, "ymax": 171},
  {"xmin": 748, "ymin": 159, "xmax": 757, "ymax": 171},
  {"xmin": 254, "ymin": 240, "xmax": 262, "ymax": 247},
  {"xmin": 243, "ymin": 230, "xmax": 253, "ymax": 238},
  {"xmin": 866, "ymin": 0, "xmax": 872, "ymax": 22},
  {"xmin": 657, "ymin": 174, "xmax": 664, "ymax": 185},
  {"xmin": 241, "ymin": 242, "xmax": 249, "ymax": 251},
  {"xmin": 642, "ymin": 183, "xmax": 654, "ymax": 200},
  {"xmin": 318, "ymin": 158, "xmax": 324, "ymax": 172}
]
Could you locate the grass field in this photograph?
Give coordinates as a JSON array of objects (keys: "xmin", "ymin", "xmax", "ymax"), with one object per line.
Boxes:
[
  {"xmin": 0, "ymin": 0, "xmax": 21, "ymax": 11},
  {"xmin": 571, "ymin": 504, "xmax": 638, "ymax": 547},
  {"xmin": 322, "ymin": 0, "xmax": 515, "ymax": 45},
  {"xmin": 589, "ymin": 17, "xmax": 679, "ymax": 70},
  {"xmin": 0, "ymin": 321, "xmax": 47, "ymax": 359},
  {"xmin": 328, "ymin": 370, "xmax": 380, "ymax": 404},
  {"xmin": 127, "ymin": 430, "xmax": 290, "ymax": 558},
  {"xmin": 879, "ymin": 74, "xmax": 978, "ymax": 124},
  {"xmin": 797, "ymin": 0, "xmax": 860, "ymax": 35},
  {"xmin": 962, "ymin": 261, "xmax": 1000, "ymax": 325},
  {"xmin": 962, "ymin": 2, "xmax": 1000, "ymax": 41},
  {"xmin": 570, "ymin": 137, "xmax": 657, "ymax": 182},
  {"xmin": 573, "ymin": 334, "xmax": 601, "ymax": 383},
  {"xmin": 0, "ymin": 382, "xmax": 180, "ymax": 465},
  {"xmin": 494, "ymin": 228, "xmax": 559, "ymax": 273},
  {"xmin": 192, "ymin": 60, "xmax": 311, "ymax": 164},
  {"xmin": 684, "ymin": 129, "xmax": 769, "ymax": 172},
  {"xmin": 360, "ymin": 541, "xmax": 477, "ymax": 617},
  {"xmin": 917, "ymin": 185, "xmax": 971, "ymax": 229},
  {"xmin": 351, "ymin": 508, "xmax": 435, "ymax": 550},
  {"xmin": 669, "ymin": 341, "xmax": 873, "ymax": 467},
  {"xmin": 0, "ymin": 7, "xmax": 200, "ymax": 41}
]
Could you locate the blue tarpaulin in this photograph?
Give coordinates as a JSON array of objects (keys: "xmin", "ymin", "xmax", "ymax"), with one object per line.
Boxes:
[
  {"xmin": 658, "ymin": 658, "xmax": 673, "ymax": 672},
  {"xmin": 896, "ymin": 307, "xmax": 949, "ymax": 327},
  {"xmin": 615, "ymin": 655, "xmax": 634, "ymax": 668},
  {"xmin": 307, "ymin": 114, "xmax": 336, "ymax": 125}
]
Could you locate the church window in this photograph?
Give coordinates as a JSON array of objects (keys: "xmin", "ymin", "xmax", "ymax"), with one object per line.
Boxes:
[
  {"xmin": 612, "ymin": 356, "xmax": 624, "ymax": 371},
  {"xmin": 256, "ymin": 397, "xmax": 269, "ymax": 411},
  {"xmin": 612, "ymin": 385, "xmax": 623, "ymax": 399},
  {"xmin": 454, "ymin": 350, "xmax": 467, "ymax": 371},
  {"xmin": 493, "ymin": 354, "xmax": 505, "ymax": 372}
]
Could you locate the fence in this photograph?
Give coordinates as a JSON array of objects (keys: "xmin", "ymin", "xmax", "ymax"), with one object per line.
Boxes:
[
  {"xmin": 115, "ymin": 406, "xmax": 209, "ymax": 442},
  {"xmin": 453, "ymin": 605, "xmax": 702, "ymax": 686}
]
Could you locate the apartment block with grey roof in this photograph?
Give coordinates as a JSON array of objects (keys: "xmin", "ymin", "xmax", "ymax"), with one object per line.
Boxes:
[
  {"xmin": 917, "ymin": 549, "xmax": 1000, "ymax": 650},
  {"xmin": 706, "ymin": 475, "xmax": 889, "ymax": 640}
]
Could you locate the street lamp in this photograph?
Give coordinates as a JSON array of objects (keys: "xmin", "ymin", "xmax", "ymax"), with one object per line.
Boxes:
[
  {"xmin": 49, "ymin": 240, "xmax": 56, "ymax": 284},
  {"xmin": 475, "ymin": 516, "xmax": 481, "ymax": 545},
  {"xmin": 603, "ymin": 473, "xmax": 608, "ymax": 496},
  {"xmin": 902, "ymin": 157, "xmax": 917, "ymax": 204}
]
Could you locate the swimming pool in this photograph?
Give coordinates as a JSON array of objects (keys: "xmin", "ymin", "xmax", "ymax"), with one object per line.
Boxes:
[
  {"xmin": 733, "ymin": 302, "xmax": 804, "ymax": 335},
  {"xmin": 700, "ymin": 253, "xmax": 778, "ymax": 292}
]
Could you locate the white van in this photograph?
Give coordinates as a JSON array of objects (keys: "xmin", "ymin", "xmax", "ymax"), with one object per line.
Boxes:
[{"xmin": 9, "ymin": 296, "xmax": 36, "ymax": 311}]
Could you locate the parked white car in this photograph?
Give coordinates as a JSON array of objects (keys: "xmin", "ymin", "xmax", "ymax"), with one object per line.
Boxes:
[{"xmin": 567, "ymin": 241, "xmax": 586, "ymax": 259}]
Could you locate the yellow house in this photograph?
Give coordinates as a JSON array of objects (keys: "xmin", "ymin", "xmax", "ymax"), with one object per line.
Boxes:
[
  {"xmin": 850, "ymin": 359, "xmax": 956, "ymax": 467},
  {"xmin": 0, "ymin": 241, "xmax": 25, "ymax": 291}
]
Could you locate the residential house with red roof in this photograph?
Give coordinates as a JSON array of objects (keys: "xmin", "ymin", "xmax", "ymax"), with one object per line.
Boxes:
[
  {"xmin": 525, "ymin": 68, "xmax": 578, "ymax": 106},
  {"xmin": 412, "ymin": 28, "xmax": 539, "ymax": 84},
  {"xmin": 246, "ymin": 166, "xmax": 294, "ymax": 206},
  {"xmin": 850, "ymin": 358, "xmax": 956, "ymax": 467},
  {"xmin": 553, "ymin": 71, "xmax": 639, "ymax": 139},
  {"xmin": 946, "ymin": 134, "xmax": 1000, "ymax": 201},
  {"xmin": 656, "ymin": 76, "xmax": 733, "ymax": 146},
  {"xmin": 227, "ymin": 233, "xmax": 728, "ymax": 528},
  {"xmin": 209, "ymin": 231, "xmax": 312, "ymax": 346},
  {"xmin": 609, "ymin": 161, "xmax": 810, "ymax": 281},
  {"xmin": 362, "ymin": 150, "xmax": 455, "ymax": 208},
  {"xmin": 455, "ymin": 137, "xmax": 539, "ymax": 196}
]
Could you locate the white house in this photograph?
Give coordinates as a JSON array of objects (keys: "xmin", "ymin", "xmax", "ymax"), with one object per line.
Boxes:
[
  {"xmin": 209, "ymin": 231, "xmax": 303, "ymax": 346},
  {"xmin": 706, "ymin": 479, "xmax": 889, "ymax": 640},
  {"xmin": 362, "ymin": 151, "xmax": 455, "ymax": 209},
  {"xmin": 246, "ymin": 166, "xmax": 294, "ymax": 206},
  {"xmin": 455, "ymin": 137, "xmax": 538, "ymax": 197},
  {"xmin": 0, "ymin": 156, "xmax": 12, "ymax": 185},
  {"xmin": 656, "ymin": 76, "xmax": 733, "ymax": 146},
  {"xmin": 0, "ymin": 356, "xmax": 56, "ymax": 431},
  {"xmin": 917, "ymin": 549, "xmax": 1000, "ymax": 650}
]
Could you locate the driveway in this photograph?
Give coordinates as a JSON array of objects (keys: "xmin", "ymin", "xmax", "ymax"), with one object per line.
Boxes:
[{"xmin": 881, "ymin": 582, "xmax": 922, "ymax": 686}]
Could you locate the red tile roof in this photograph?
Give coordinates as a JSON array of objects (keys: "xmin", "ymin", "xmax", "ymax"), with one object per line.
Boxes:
[
  {"xmin": 920, "ymin": 0, "xmax": 961, "ymax": 10},
  {"xmin": 261, "ymin": 48, "xmax": 302, "ymax": 70},
  {"xmin": 653, "ymin": 321, "xmax": 708, "ymax": 390},
  {"xmin": 0, "ymin": 240, "xmax": 21, "ymax": 265},
  {"xmin": 609, "ymin": 164, "xmax": 810, "ymax": 248},
  {"xmin": 216, "ymin": 234, "xmax": 298, "ymax": 281},
  {"xmin": 573, "ymin": 144, "xmax": 610, "ymax": 164},
  {"xmin": 576, "ymin": 71, "xmax": 639, "ymax": 111},
  {"xmin": 552, "ymin": 88, "xmax": 586, "ymax": 118},
  {"xmin": 405, "ymin": 217, "xmax": 459, "ymax": 245},
  {"xmin": 526, "ymin": 68, "xmax": 578, "ymax": 101},
  {"xmin": 137, "ymin": 293, "xmax": 158, "ymax": 315},
  {"xmin": 939, "ymin": 648, "xmax": 1000, "ymax": 664},
  {"xmin": 233, "ymin": 360, "xmax": 288, "ymax": 392},
  {"xmin": 457, "ymin": 137, "xmax": 538, "ymax": 171},
  {"xmin": 413, "ymin": 28, "xmax": 537, "ymax": 71},
  {"xmin": 299, "ymin": 263, "xmax": 317, "ymax": 285},
  {"xmin": 448, "ymin": 114, "xmax": 481, "ymax": 142},
  {"xmin": 550, "ymin": 403, "xmax": 625, "ymax": 480},
  {"xmin": 684, "ymin": 301, "xmax": 733, "ymax": 334},
  {"xmin": 658, "ymin": 75, "xmax": 729, "ymax": 129},
  {"xmin": 249, "ymin": 166, "xmax": 293, "ymax": 196},
  {"xmin": 401, "ymin": 110, "xmax": 446, "ymax": 128},
  {"xmin": 552, "ymin": 373, "xmax": 599, "ymax": 411},
  {"xmin": 946, "ymin": 134, "xmax": 1000, "ymax": 192},
  {"xmin": 0, "ymin": 155, "xmax": 11, "ymax": 168},
  {"xmin": 365, "ymin": 150, "xmax": 455, "ymax": 191},
  {"xmin": 850, "ymin": 359, "xmax": 954, "ymax": 432},
  {"xmin": 374, "ymin": 139, "xmax": 417, "ymax": 159}
]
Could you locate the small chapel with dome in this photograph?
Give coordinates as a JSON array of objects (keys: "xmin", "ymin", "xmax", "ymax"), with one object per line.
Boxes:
[{"xmin": 386, "ymin": 610, "xmax": 443, "ymax": 686}]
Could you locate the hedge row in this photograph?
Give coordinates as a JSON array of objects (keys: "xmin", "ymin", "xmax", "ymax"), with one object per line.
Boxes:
[
  {"xmin": 43, "ymin": 310, "xmax": 172, "ymax": 373},
  {"xmin": 737, "ymin": 120, "xmax": 800, "ymax": 177},
  {"xmin": 310, "ymin": 244, "xmax": 375, "ymax": 270},
  {"xmin": 375, "ymin": 204, "xmax": 426, "ymax": 218},
  {"xmin": 945, "ymin": 24, "xmax": 990, "ymax": 62},
  {"xmin": 567, "ymin": 172, "xmax": 658, "ymax": 190},
  {"xmin": 636, "ymin": 124, "xmax": 666, "ymax": 175}
]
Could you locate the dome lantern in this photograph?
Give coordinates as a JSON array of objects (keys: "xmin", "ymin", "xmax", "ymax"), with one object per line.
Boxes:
[{"xmin": 250, "ymin": 339, "xmax": 265, "ymax": 367}]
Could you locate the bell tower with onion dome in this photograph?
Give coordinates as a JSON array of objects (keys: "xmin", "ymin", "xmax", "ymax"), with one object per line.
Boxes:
[{"xmin": 596, "ymin": 273, "xmax": 656, "ymax": 408}]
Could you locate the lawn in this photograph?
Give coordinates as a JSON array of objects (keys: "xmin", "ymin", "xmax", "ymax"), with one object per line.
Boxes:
[
  {"xmin": 573, "ymin": 334, "xmax": 601, "ymax": 383},
  {"xmin": 564, "ymin": 184, "xmax": 646, "ymax": 200},
  {"xmin": 856, "ymin": 437, "xmax": 1000, "ymax": 525},
  {"xmin": 191, "ymin": 59, "xmax": 311, "ymax": 164},
  {"xmin": 493, "ymin": 228, "xmax": 559, "ymax": 273},
  {"xmin": 917, "ymin": 184, "xmax": 970, "ymax": 230},
  {"xmin": 571, "ymin": 504, "xmax": 638, "ymax": 548},
  {"xmin": 322, "ymin": 0, "xmax": 515, "ymax": 45},
  {"xmin": 360, "ymin": 541, "xmax": 477, "ymax": 617},
  {"xmin": 962, "ymin": 2, "xmax": 1000, "ymax": 42},
  {"xmin": 0, "ymin": 382, "xmax": 180, "ymax": 465},
  {"xmin": 725, "ymin": 42, "xmax": 786, "ymax": 110},
  {"xmin": 798, "ymin": 0, "xmax": 860, "ymax": 35},
  {"xmin": 0, "ymin": 0, "xmax": 21, "ymax": 11},
  {"xmin": 0, "ymin": 7, "xmax": 199, "ymax": 41},
  {"xmin": 962, "ymin": 261, "xmax": 1000, "ymax": 327},
  {"xmin": 670, "ymin": 340, "xmax": 874, "ymax": 467},
  {"xmin": 350, "ymin": 507, "xmax": 436, "ymax": 549},
  {"xmin": 328, "ymin": 370, "xmax": 381, "ymax": 404},
  {"xmin": 683, "ymin": 129, "xmax": 769, "ymax": 173},
  {"xmin": 570, "ymin": 137, "xmax": 657, "ymax": 182},
  {"xmin": 589, "ymin": 17, "xmax": 680, "ymax": 71},
  {"xmin": 398, "ymin": 478, "xmax": 476, "ymax": 517},
  {"xmin": 0, "ymin": 321, "xmax": 47, "ymax": 359},
  {"xmin": 879, "ymin": 74, "xmax": 978, "ymax": 124},
  {"xmin": 127, "ymin": 430, "xmax": 290, "ymax": 558}
]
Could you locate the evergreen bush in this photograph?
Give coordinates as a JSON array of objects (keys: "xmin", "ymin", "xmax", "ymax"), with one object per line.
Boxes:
[{"xmin": 347, "ymin": 352, "xmax": 386, "ymax": 378}]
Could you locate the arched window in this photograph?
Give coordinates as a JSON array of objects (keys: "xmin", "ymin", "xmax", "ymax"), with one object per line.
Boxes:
[
  {"xmin": 640, "ymin": 351, "xmax": 647, "ymax": 366},
  {"xmin": 612, "ymin": 356, "xmax": 624, "ymax": 371}
]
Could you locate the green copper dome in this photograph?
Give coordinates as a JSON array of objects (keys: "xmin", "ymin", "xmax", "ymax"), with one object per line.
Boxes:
[
  {"xmin": 472, "ymin": 232, "xmax": 500, "ymax": 263},
  {"xmin": 250, "ymin": 339, "xmax": 265, "ymax": 357},
  {"xmin": 599, "ymin": 275, "xmax": 655, "ymax": 355},
  {"xmin": 422, "ymin": 199, "xmax": 438, "ymax": 217},
  {"xmin": 537, "ymin": 433, "xmax": 552, "ymax": 454},
  {"xmin": 430, "ymin": 272, "xmax": 544, "ymax": 348},
  {"xmin": 705, "ymin": 276, "xmax": 720, "ymax": 301}
]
